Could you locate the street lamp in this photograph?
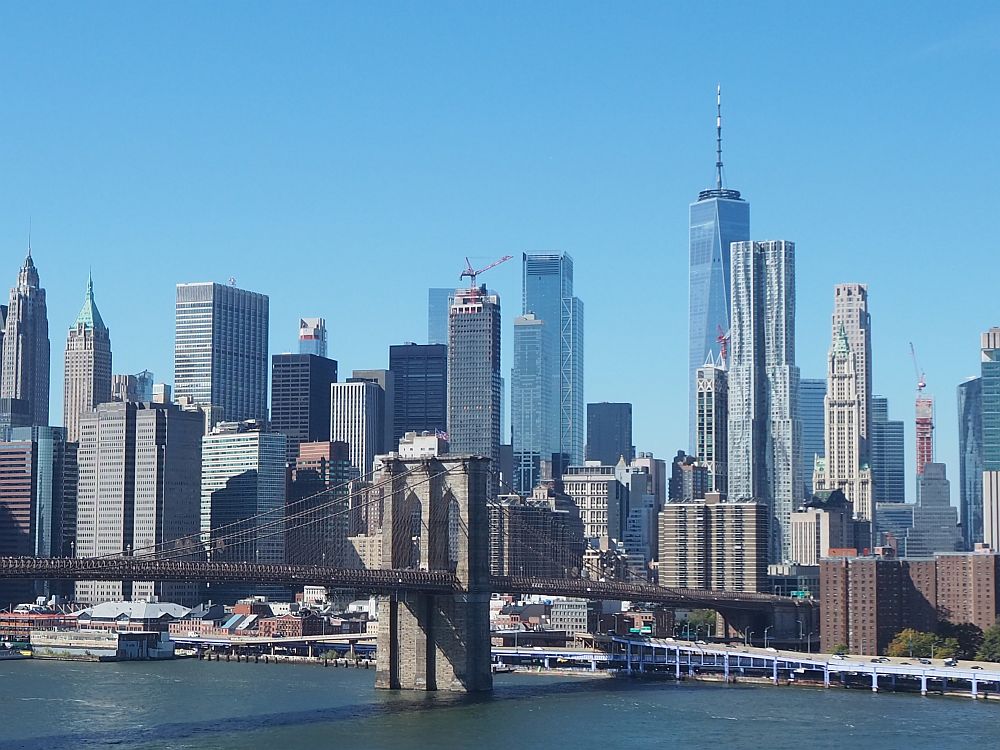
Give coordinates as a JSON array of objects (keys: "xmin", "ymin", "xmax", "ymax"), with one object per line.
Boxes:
[
  {"xmin": 764, "ymin": 626, "xmax": 773, "ymax": 649},
  {"xmin": 744, "ymin": 630, "xmax": 754, "ymax": 647},
  {"xmin": 796, "ymin": 619, "xmax": 803, "ymax": 650}
]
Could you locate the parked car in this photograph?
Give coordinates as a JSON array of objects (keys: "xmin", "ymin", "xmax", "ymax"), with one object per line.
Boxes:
[
  {"xmin": 832, "ymin": 654, "xmax": 847, "ymax": 660},
  {"xmin": 943, "ymin": 658, "xmax": 958, "ymax": 667},
  {"xmin": 918, "ymin": 658, "xmax": 932, "ymax": 665},
  {"xmin": 972, "ymin": 665, "xmax": 983, "ymax": 670}
]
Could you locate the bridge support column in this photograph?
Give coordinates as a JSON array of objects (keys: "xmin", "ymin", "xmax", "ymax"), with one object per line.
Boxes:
[
  {"xmin": 823, "ymin": 666, "xmax": 830, "ymax": 688},
  {"xmin": 871, "ymin": 670, "xmax": 878, "ymax": 693},
  {"xmin": 920, "ymin": 674, "xmax": 928, "ymax": 695},
  {"xmin": 723, "ymin": 653, "xmax": 729, "ymax": 681},
  {"xmin": 674, "ymin": 647, "xmax": 680, "ymax": 679},
  {"xmin": 972, "ymin": 677, "xmax": 979, "ymax": 699},
  {"xmin": 772, "ymin": 657, "xmax": 778, "ymax": 685}
]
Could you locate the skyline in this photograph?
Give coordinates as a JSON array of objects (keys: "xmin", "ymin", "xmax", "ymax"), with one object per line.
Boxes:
[{"xmin": 3, "ymin": 5, "xmax": 1000, "ymax": 502}]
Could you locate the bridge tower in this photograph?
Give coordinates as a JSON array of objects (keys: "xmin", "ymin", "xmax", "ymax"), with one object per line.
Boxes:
[{"xmin": 375, "ymin": 455, "xmax": 492, "ymax": 692}]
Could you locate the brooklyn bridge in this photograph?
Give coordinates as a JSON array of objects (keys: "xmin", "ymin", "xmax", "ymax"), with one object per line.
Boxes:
[{"xmin": 0, "ymin": 455, "xmax": 816, "ymax": 692}]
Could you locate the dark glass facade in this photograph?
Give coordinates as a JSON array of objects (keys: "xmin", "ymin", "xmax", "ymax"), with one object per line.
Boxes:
[
  {"xmin": 798, "ymin": 378, "xmax": 826, "ymax": 496},
  {"xmin": 870, "ymin": 395, "xmax": 906, "ymax": 503},
  {"xmin": 389, "ymin": 343, "xmax": 447, "ymax": 446},
  {"xmin": 958, "ymin": 377, "xmax": 984, "ymax": 549},
  {"xmin": 270, "ymin": 354, "xmax": 339, "ymax": 464},
  {"xmin": 585, "ymin": 402, "xmax": 633, "ymax": 466}
]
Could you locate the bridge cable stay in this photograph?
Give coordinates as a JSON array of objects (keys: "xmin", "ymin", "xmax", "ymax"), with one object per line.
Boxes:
[{"xmin": 97, "ymin": 461, "xmax": 424, "ymax": 562}]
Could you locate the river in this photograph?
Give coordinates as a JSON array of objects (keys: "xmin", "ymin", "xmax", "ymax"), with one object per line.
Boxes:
[{"xmin": 1, "ymin": 659, "xmax": 994, "ymax": 749}]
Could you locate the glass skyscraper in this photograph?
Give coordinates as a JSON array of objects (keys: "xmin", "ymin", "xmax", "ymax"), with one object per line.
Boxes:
[
  {"xmin": 298, "ymin": 317, "xmax": 328, "ymax": 357},
  {"xmin": 798, "ymin": 378, "xmax": 825, "ymax": 497},
  {"xmin": 389, "ymin": 343, "xmax": 447, "ymax": 446},
  {"xmin": 981, "ymin": 329, "xmax": 1000, "ymax": 549},
  {"xmin": 687, "ymin": 92, "xmax": 749, "ymax": 450},
  {"xmin": 521, "ymin": 253, "xmax": 584, "ymax": 466},
  {"xmin": 174, "ymin": 282, "xmax": 269, "ymax": 427},
  {"xmin": 957, "ymin": 377, "xmax": 983, "ymax": 549},
  {"xmin": 427, "ymin": 288, "xmax": 452, "ymax": 346},
  {"xmin": 870, "ymin": 395, "xmax": 906, "ymax": 503},
  {"xmin": 511, "ymin": 314, "xmax": 553, "ymax": 493}
]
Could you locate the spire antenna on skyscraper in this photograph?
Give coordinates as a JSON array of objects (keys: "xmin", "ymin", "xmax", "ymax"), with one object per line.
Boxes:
[{"xmin": 716, "ymin": 84, "xmax": 724, "ymax": 190}]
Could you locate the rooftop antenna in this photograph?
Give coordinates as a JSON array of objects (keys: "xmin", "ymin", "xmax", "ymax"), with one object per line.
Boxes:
[
  {"xmin": 27, "ymin": 216, "xmax": 32, "ymax": 257},
  {"xmin": 228, "ymin": 276, "xmax": 236, "ymax": 286},
  {"xmin": 715, "ymin": 84, "xmax": 724, "ymax": 191}
]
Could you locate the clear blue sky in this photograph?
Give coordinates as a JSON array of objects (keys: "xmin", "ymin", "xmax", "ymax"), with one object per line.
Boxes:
[{"xmin": 2, "ymin": 3, "xmax": 999, "ymax": 503}]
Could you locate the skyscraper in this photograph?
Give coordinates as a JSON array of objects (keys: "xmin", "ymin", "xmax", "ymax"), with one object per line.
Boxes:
[
  {"xmin": 695, "ymin": 364, "xmax": 728, "ymax": 494},
  {"xmin": 511, "ymin": 314, "xmax": 554, "ymax": 493},
  {"xmin": 958, "ymin": 377, "xmax": 984, "ymax": 549},
  {"xmin": 728, "ymin": 240, "xmax": 800, "ymax": 561},
  {"xmin": 688, "ymin": 87, "xmax": 750, "ymax": 450},
  {"xmin": 522, "ymin": 252, "xmax": 584, "ymax": 465},
  {"xmin": 2, "ymin": 250, "xmax": 50, "ymax": 426},
  {"xmin": 63, "ymin": 275, "xmax": 112, "ymax": 442},
  {"xmin": 174, "ymin": 282, "xmax": 269, "ymax": 427},
  {"xmin": 798, "ymin": 378, "xmax": 826, "ymax": 496},
  {"xmin": 331, "ymin": 380, "xmax": 383, "ymax": 479},
  {"xmin": 831, "ymin": 284, "xmax": 872, "ymax": 450},
  {"xmin": 427, "ymin": 288, "xmax": 452, "ymax": 346},
  {"xmin": 75, "ymin": 402, "xmax": 203, "ymax": 605},
  {"xmin": 870, "ymin": 395, "xmax": 906, "ymax": 503},
  {"xmin": 586, "ymin": 402, "xmax": 634, "ymax": 467},
  {"xmin": 298, "ymin": 317, "xmax": 328, "ymax": 357},
  {"xmin": 271, "ymin": 353, "xmax": 339, "ymax": 464},
  {"xmin": 448, "ymin": 286, "xmax": 501, "ymax": 485},
  {"xmin": 981, "ymin": 329, "xmax": 1000, "ymax": 549},
  {"xmin": 813, "ymin": 324, "xmax": 873, "ymax": 524},
  {"xmin": 389, "ymin": 343, "xmax": 447, "ymax": 447},
  {"xmin": 111, "ymin": 370, "xmax": 154, "ymax": 403}
]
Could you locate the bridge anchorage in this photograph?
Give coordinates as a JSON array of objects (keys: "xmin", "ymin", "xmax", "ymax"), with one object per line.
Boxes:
[{"xmin": 375, "ymin": 455, "xmax": 493, "ymax": 692}]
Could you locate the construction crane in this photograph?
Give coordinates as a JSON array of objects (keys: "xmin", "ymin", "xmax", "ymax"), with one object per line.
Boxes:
[
  {"xmin": 909, "ymin": 342, "xmax": 926, "ymax": 392},
  {"xmin": 716, "ymin": 325, "xmax": 731, "ymax": 367},
  {"xmin": 460, "ymin": 255, "xmax": 513, "ymax": 289}
]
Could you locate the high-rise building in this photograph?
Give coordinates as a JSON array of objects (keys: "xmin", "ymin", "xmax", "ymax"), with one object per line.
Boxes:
[
  {"xmin": 905, "ymin": 463, "xmax": 961, "ymax": 557},
  {"xmin": 63, "ymin": 276, "xmax": 112, "ymax": 442},
  {"xmin": 111, "ymin": 370, "xmax": 154, "ymax": 403},
  {"xmin": 331, "ymin": 380, "xmax": 383, "ymax": 479},
  {"xmin": 561, "ymin": 462, "xmax": 629, "ymax": 543},
  {"xmin": 75, "ymin": 402, "xmax": 203, "ymax": 605},
  {"xmin": 488, "ymin": 491, "xmax": 583, "ymax": 578},
  {"xmin": 696, "ymin": 364, "xmax": 728, "ymax": 494},
  {"xmin": 668, "ymin": 450, "xmax": 708, "ymax": 502},
  {"xmin": 798, "ymin": 378, "xmax": 825, "ymax": 497},
  {"xmin": 688, "ymin": 87, "xmax": 750, "ymax": 450},
  {"xmin": 658, "ymin": 492, "xmax": 769, "ymax": 592},
  {"xmin": 522, "ymin": 252, "xmax": 584, "ymax": 465},
  {"xmin": 870, "ymin": 395, "xmax": 906, "ymax": 503},
  {"xmin": 813, "ymin": 323, "xmax": 873, "ymax": 525},
  {"xmin": 790, "ymin": 490, "xmax": 853, "ymax": 566},
  {"xmin": 915, "ymin": 393, "xmax": 935, "ymax": 479},
  {"xmin": 958, "ymin": 377, "xmax": 984, "ymax": 549},
  {"xmin": 298, "ymin": 317, "xmax": 328, "ymax": 357},
  {"xmin": 728, "ymin": 240, "xmax": 800, "ymax": 561},
  {"xmin": 586, "ymin": 402, "xmax": 633, "ymax": 467},
  {"xmin": 1, "ymin": 251, "xmax": 49, "ymax": 426},
  {"xmin": 174, "ymin": 282, "xmax": 269, "ymax": 427},
  {"xmin": 511, "ymin": 315, "xmax": 554, "ymax": 493},
  {"xmin": 389, "ymin": 343, "xmax": 447, "ymax": 447},
  {"xmin": 270, "ymin": 353, "xmax": 339, "ymax": 464},
  {"xmin": 981, "ymin": 329, "xmax": 1000, "ymax": 550},
  {"xmin": 447, "ymin": 286, "xmax": 501, "ymax": 484},
  {"xmin": 427, "ymin": 288, "xmax": 452, "ymax": 346},
  {"xmin": 351, "ymin": 369, "xmax": 394, "ymax": 456},
  {"xmin": 287, "ymin": 441, "xmax": 354, "ymax": 567},
  {"xmin": 0, "ymin": 426, "xmax": 73, "ymax": 606},
  {"xmin": 830, "ymin": 284, "xmax": 872, "ymax": 451}
]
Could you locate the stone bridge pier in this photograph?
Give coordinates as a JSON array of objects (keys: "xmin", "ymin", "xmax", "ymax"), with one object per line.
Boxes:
[{"xmin": 375, "ymin": 456, "xmax": 492, "ymax": 692}]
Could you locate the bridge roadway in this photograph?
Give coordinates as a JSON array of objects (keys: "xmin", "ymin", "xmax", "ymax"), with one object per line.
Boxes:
[{"xmin": 0, "ymin": 557, "xmax": 809, "ymax": 613}]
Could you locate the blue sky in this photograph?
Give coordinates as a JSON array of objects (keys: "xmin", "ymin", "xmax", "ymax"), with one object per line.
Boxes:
[{"xmin": 2, "ymin": 3, "xmax": 999, "ymax": 503}]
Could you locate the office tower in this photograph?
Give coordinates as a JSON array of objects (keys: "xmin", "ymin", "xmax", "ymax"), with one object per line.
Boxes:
[
  {"xmin": 111, "ymin": 370, "xmax": 152, "ymax": 403},
  {"xmin": 688, "ymin": 87, "xmax": 751, "ymax": 449},
  {"xmin": 906, "ymin": 463, "xmax": 961, "ymax": 557},
  {"xmin": 982, "ymin": 329, "xmax": 1000, "ymax": 550},
  {"xmin": 63, "ymin": 276, "xmax": 112, "ymax": 442},
  {"xmin": 271, "ymin": 353, "xmax": 339, "ymax": 463},
  {"xmin": 830, "ymin": 284, "xmax": 872, "ymax": 450},
  {"xmin": 658, "ymin": 493, "xmax": 769, "ymax": 592},
  {"xmin": 561, "ymin": 463, "xmax": 629, "ymax": 542},
  {"xmin": 152, "ymin": 383, "xmax": 171, "ymax": 404},
  {"xmin": 668, "ymin": 450, "xmax": 708, "ymax": 502},
  {"xmin": 586, "ymin": 402, "xmax": 634, "ymax": 466},
  {"xmin": 287, "ymin": 441, "xmax": 353, "ymax": 566},
  {"xmin": 631, "ymin": 453, "xmax": 667, "ymax": 509},
  {"xmin": 522, "ymin": 252, "xmax": 585, "ymax": 465},
  {"xmin": 351, "ymin": 369, "xmax": 394, "ymax": 455},
  {"xmin": 696, "ymin": 364, "xmax": 728, "ymax": 494},
  {"xmin": 488, "ymin": 492, "xmax": 583, "ymax": 578},
  {"xmin": 0, "ymin": 397, "xmax": 30, "ymax": 441},
  {"xmin": 331, "ymin": 380, "xmax": 383, "ymax": 478},
  {"xmin": 134, "ymin": 370, "xmax": 154, "ymax": 401},
  {"xmin": 813, "ymin": 324, "xmax": 873, "ymax": 524},
  {"xmin": 427, "ymin": 288, "xmax": 452, "ymax": 346},
  {"xmin": 870, "ymin": 395, "xmax": 906, "ymax": 503},
  {"xmin": 0, "ymin": 304, "xmax": 5, "ymax": 367},
  {"xmin": 174, "ymin": 282, "xmax": 269, "ymax": 427},
  {"xmin": 728, "ymin": 240, "xmax": 800, "ymax": 561},
  {"xmin": 389, "ymin": 343, "xmax": 447, "ymax": 447},
  {"xmin": 447, "ymin": 286, "xmax": 501, "ymax": 483},
  {"xmin": 790, "ymin": 490, "xmax": 853, "ymax": 565},
  {"xmin": 75, "ymin": 402, "xmax": 204, "ymax": 605},
  {"xmin": 511, "ymin": 315, "xmax": 554, "ymax": 493},
  {"xmin": 958, "ymin": 377, "xmax": 984, "ymax": 549},
  {"xmin": 1, "ymin": 250, "xmax": 50, "ymax": 426},
  {"xmin": 798, "ymin": 378, "xmax": 825, "ymax": 496},
  {"xmin": 0, "ymin": 426, "xmax": 72, "ymax": 605},
  {"xmin": 298, "ymin": 317, "xmax": 328, "ymax": 357}
]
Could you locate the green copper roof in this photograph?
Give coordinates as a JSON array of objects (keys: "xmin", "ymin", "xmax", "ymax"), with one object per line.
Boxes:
[
  {"xmin": 75, "ymin": 274, "xmax": 106, "ymax": 330},
  {"xmin": 833, "ymin": 323, "xmax": 850, "ymax": 356}
]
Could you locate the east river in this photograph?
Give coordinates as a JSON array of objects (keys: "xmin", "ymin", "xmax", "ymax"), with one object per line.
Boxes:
[{"xmin": 1, "ymin": 659, "xmax": 996, "ymax": 749}]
